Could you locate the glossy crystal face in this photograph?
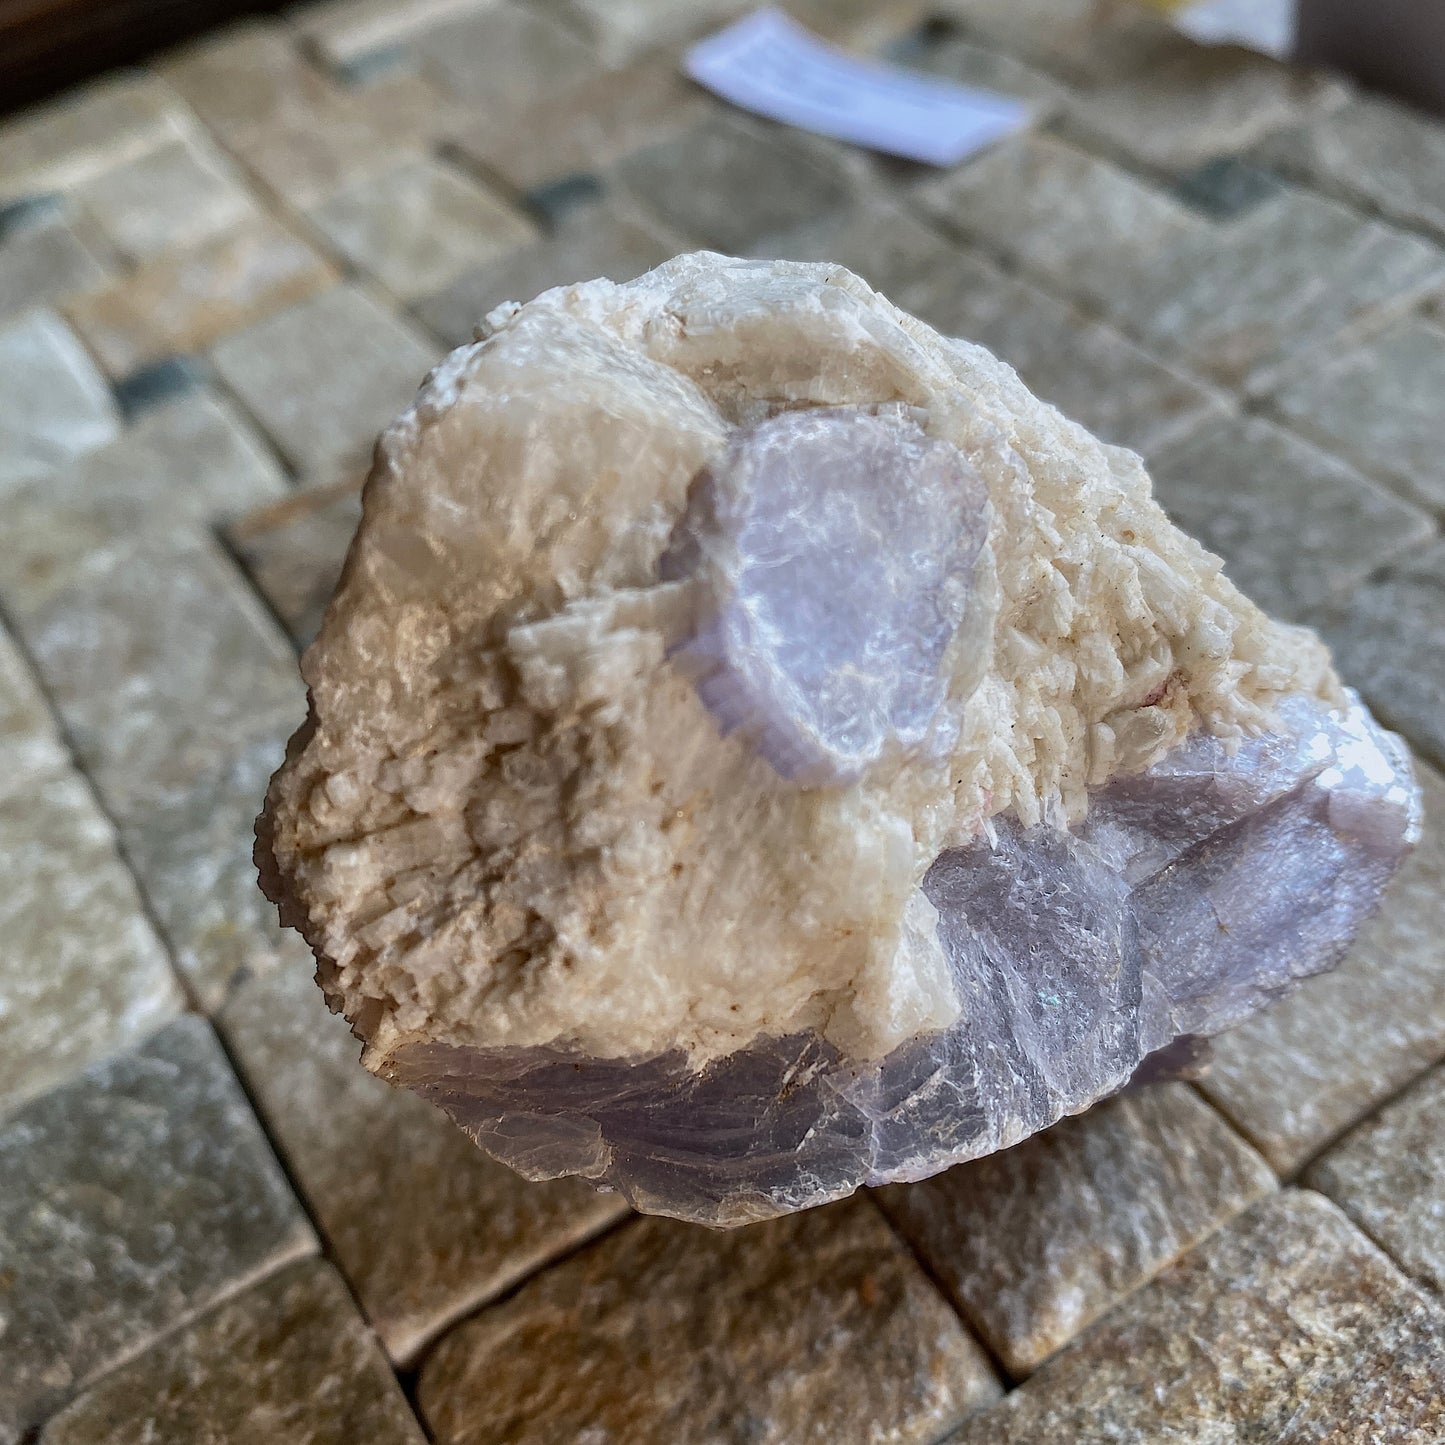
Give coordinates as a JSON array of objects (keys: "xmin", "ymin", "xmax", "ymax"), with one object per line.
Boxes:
[{"xmin": 666, "ymin": 406, "xmax": 992, "ymax": 785}]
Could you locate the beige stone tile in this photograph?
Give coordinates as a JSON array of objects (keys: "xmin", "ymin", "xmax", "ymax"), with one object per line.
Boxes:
[
  {"xmin": 0, "ymin": 1018, "xmax": 316, "ymax": 1439},
  {"xmin": 1323, "ymin": 545, "xmax": 1445, "ymax": 772},
  {"xmin": 418, "ymin": 1198, "xmax": 1001, "ymax": 1443},
  {"xmin": 946, "ymin": 1191, "xmax": 1445, "ymax": 1443},
  {"xmin": 1256, "ymin": 92, "xmax": 1445, "ymax": 244},
  {"xmin": 65, "ymin": 214, "xmax": 340, "ymax": 378},
  {"xmin": 69, "ymin": 138, "xmax": 261, "ymax": 265},
  {"xmin": 0, "ymin": 630, "xmax": 181, "ymax": 1116},
  {"xmin": 0, "ymin": 309, "xmax": 120, "ymax": 490},
  {"xmin": 877, "ymin": 1085, "xmax": 1274, "ymax": 1377},
  {"xmin": 291, "ymin": 0, "xmax": 499, "ymax": 71},
  {"xmin": 445, "ymin": 55, "xmax": 708, "ymax": 195},
  {"xmin": 220, "ymin": 960, "xmax": 631, "ymax": 1362},
  {"xmin": 1306, "ymin": 1063, "xmax": 1445, "ymax": 1298},
  {"xmin": 0, "ymin": 71, "xmax": 195, "ymax": 204},
  {"xmin": 412, "ymin": 196, "xmax": 682, "ymax": 348},
  {"xmin": 307, "ymin": 156, "xmax": 536, "ymax": 299},
  {"xmin": 549, "ymin": 0, "xmax": 748, "ymax": 65},
  {"xmin": 415, "ymin": 5, "xmax": 595, "ymax": 114},
  {"xmin": 1202, "ymin": 762, "xmax": 1445, "ymax": 1175},
  {"xmin": 1265, "ymin": 317, "xmax": 1445, "ymax": 514},
  {"xmin": 225, "ymin": 475, "xmax": 362, "ymax": 647},
  {"xmin": 1112, "ymin": 188, "xmax": 1445, "ymax": 394},
  {"xmin": 917, "ymin": 132, "xmax": 1205, "ymax": 313},
  {"xmin": 210, "ymin": 284, "xmax": 440, "ymax": 476},
  {"xmin": 1063, "ymin": 45, "xmax": 1346, "ymax": 174},
  {"xmin": 1145, "ymin": 411, "xmax": 1433, "ymax": 623},
  {"xmin": 41, "ymin": 1259, "xmax": 424, "ymax": 1445},
  {"xmin": 0, "ymin": 207, "xmax": 109, "ymax": 322}
]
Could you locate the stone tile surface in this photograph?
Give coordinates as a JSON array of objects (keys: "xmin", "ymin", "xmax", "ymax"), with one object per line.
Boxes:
[
  {"xmin": 308, "ymin": 157, "xmax": 536, "ymax": 299},
  {"xmin": 0, "ymin": 632, "xmax": 180, "ymax": 1115},
  {"xmin": 5, "ymin": 534, "xmax": 302, "ymax": 826},
  {"xmin": 446, "ymin": 56, "xmax": 708, "ymax": 195},
  {"xmin": 1113, "ymin": 188, "xmax": 1445, "ymax": 393},
  {"xmin": 412, "ymin": 196, "xmax": 680, "ymax": 348},
  {"xmin": 946, "ymin": 1190, "xmax": 1445, "ymax": 1444},
  {"xmin": 0, "ymin": 1017, "xmax": 315, "ymax": 1440},
  {"xmin": 69, "ymin": 139, "xmax": 260, "ymax": 264},
  {"xmin": 878, "ymin": 1085, "xmax": 1274, "ymax": 1377},
  {"xmin": 1265, "ymin": 317, "xmax": 1445, "ymax": 514},
  {"xmin": 553, "ymin": 0, "xmax": 748, "ymax": 64},
  {"xmin": 293, "ymin": 0, "xmax": 495, "ymax": 70},
  {"xmin": 419, "ymin": 1197, "xmax": 1000, "ymax": 1443},
  {"xmin": 226, "ymin": 476, "xmax": 364, "ymax": 647},
  {"xmin": 65, "ymin": 215, "xmax": 339, "ymax": 378},
  {"xmin": 1202, "ymin": 762, "xmax": 1445, "ymax": 1175},
  {"xmin": 1306, "ymin": 1064, "xmax": 1445, "ymax": 1299},
  {"xmin": 1063, "ymin": 46, "xmax": 1345, "ymax": 173},
  {"xmin": 1256, "ymin": 92, "xmax": 1445, "ymax": 242},
  {"xmin": 1323, "ymin": 541, "xmax": 1445, "ymax": 771},
  {"xmin": 0, "ymin": 310, "xmax": 121, "ymax": 489},
  {"xmin": 221, "ymin": 960, "xmax": 630, "ymax": 1362},
  {"xmin": 212, "ymin": 284, "xmax": 439, "ymax": 477},
  {"xmin": 1145, "ymin": 411, "xmax": 1432, "ymax": 623},
  {"xmin": 0, "ymin": 72, "xmax": 193, "ymax": 203},
  {"xmin": 618, "ymin": 114, "xmax": 857, "ymax": 252},
  {"xmin": 0, "ymin": 209, "xmax": 109, "ymax": 322},
  {"xmin": 41, "ymin": 1259, "xmax": 424, "ymax": 1445}
]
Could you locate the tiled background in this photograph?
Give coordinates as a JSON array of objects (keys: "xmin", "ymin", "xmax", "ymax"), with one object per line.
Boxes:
[{"xmin": 2, "ymin": 0, "xmax": 1444, "ymax": 1440}]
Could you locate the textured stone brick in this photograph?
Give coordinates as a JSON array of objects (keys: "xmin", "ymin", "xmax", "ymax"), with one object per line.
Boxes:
[
  {"xmin": 5, "ymin": 533, "xmax": 302, "ymax": 827},
  {"xmin": 1265, "ymin": 317, "xmax": 1445, "ymax": 515},
  {"xmin": 308, "ymin": 157, "xmax": 536, "ymax": 300},
  {"xmin": 931, "ymin": 0, "xmax": 1192, "ymax": 86},
  {"xmin": 1064, "ymin": 46, "xmax": 1345, "ymax": 174},
  {"xmin": 412, "ymin": 196, "xmax": 680, "ymax": 349},
  {"xmin": 292, "ymin": 0, "xmax": 496, "ymax": 71},
  {"xmin": 918, "ymin": 133, "xmax": 1203, "ymax": 312},
  {"xmin": 65, "ymin": 215, "xmax": 339, "ymax": 378},
  {"xmin": 226, "ymin": 475, "xmax": 363, "ymax": 647},
  {"xmin": 0, "ymin": 634, "xmax": 180, "ymax": 1116},
  {"xmin": 767, "ymin": 203, "xmax": 1219, "ymax": 453},
  {"xmin": 1256, "ymin": 92, "xmax": 1445, "ymax": 243},
  {"xmin": 69, "ymin": 139, "xmax": 260, "ymax": 265},
  {"xmin": 1306, "ymin": 1064, "xmax": 1445, "ymax": 1299},
  {"xmin": 446, "ymin": 56, "xmax": 707, "ymax": 195},
  {"xmin": 419, "ymin": 1198, "xmax": 1000, "ymax": 1444},
  {"xmin": 0, "ymin": 389, "xmax": 287, "ymax": 592},
  {"xmin": 0, "ymin": 71, "xmax": 194, "ymax": 204},
  {"xmin": 0, "ymin": 309, "xmax": 120, "ymax": 489},
  {"xmin": 413, "ymin": 5, "xmax": 594, "ymax": 114},
  {"xmin": 220, "ymin": 959, "xmax": 630, "ymax": 1362},
  {"xmin": 0, "ymin": 208, "xmax": 108, "ymax": 322},
  {"xmin": 878, "ymin": 1086, "xmax": 1274, "ymax": 1377},
  {"xmin": 40, "ymin": 1259, "xmax": 423, "ymax": 1445},
  {"xmin": 211, "ymin": 284, "xmax": 440, "ymax": 477},
  {"xmin": 1202, "ymin": 762, "xmax": 1445, "ymax": 1175},
  {"xmin": 1113, "ymin": 188, "xmax": 1445, "ymax": 394},
  {"xmin": 946, "ymin": 1191, "xmax": 1445, "ymax": 1443},
  {"xmin": 617, "ymin": 114, "xmax": 856, "ymax": 252},
  {"xmin": 553, "ymin": 0, "xmax": 749, "ymax": 64},
  {"xmin": 1145, "ymin": 411, "xmax": 1432, "ymax": 623},
  {"xmin": 906, "ymin": 32, "xmax": 1068, "ymax": 114},
  {"xmin": 1323, "ymin": 541, "xmax": 1445, "ymax": 771},
  {"xmin": 0, "ymin": 1018, "xmax": 315, "ymax": 1440}
]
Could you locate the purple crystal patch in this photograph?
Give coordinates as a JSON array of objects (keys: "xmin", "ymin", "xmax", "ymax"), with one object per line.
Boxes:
[{"xmin": 665, "ymin": 407, "xmax": 991, "ymax": 784}]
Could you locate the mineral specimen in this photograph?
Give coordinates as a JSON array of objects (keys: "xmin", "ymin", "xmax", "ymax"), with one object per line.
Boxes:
[{"xmin": 258, "ymin": 253, "xmax": 1420, "ymax": 1226}]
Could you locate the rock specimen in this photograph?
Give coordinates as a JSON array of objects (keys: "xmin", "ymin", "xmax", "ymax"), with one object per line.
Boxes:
[{"xmin": 258, "ymin": 253, "xmax": 1420, "ymax": 1226}]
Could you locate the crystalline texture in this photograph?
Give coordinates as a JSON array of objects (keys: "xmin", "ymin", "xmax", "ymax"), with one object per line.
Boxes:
[{"xmin": 258, "ymin": 253, "xmax": 1421, "ymax": 1227}]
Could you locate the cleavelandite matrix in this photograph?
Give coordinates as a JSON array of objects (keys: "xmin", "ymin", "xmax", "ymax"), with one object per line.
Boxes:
[{"xmin": 258, "ymin": 254, "xmax": 1420, "ymax": 1226}]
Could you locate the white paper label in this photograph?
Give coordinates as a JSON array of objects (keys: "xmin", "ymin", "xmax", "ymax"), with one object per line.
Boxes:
[{"xmin": 685, "ymin": 9, "xmax": 1033, "ymax": 167}]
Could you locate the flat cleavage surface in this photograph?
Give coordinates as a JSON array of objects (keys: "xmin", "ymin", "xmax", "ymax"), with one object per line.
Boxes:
[{"xmin": 674, "ymin": 408, "xmax": 991, "ymax": 784}]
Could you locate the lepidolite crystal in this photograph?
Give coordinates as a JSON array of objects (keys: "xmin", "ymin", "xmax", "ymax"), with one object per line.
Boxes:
[{"xmin": 258, "ymin": 254, "xmax": 1420, "ymax": 1226}]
